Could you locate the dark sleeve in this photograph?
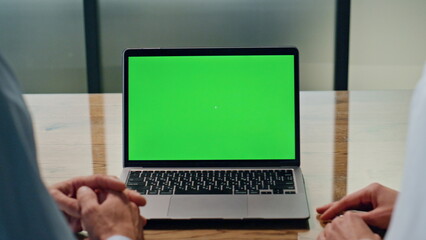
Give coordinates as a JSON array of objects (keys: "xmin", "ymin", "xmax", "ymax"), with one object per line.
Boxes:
[{"xmin": 0, "ymin": 55, "xmax": 75, "ymax": 240}]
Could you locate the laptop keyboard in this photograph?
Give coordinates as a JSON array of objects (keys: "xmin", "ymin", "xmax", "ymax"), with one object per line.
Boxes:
[{"xmin": 126, "ymin": 169, "xmax": 296, "ymax": 195}]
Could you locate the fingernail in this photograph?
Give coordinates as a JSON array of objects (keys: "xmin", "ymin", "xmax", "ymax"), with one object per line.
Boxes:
[{"xmin": 78, "ymin": 186, "xmax": 90, "ymax": 192}]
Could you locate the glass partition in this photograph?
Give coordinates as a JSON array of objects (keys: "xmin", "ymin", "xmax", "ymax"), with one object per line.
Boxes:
[
  {"xmin": 0, "ymin": 0, "xmax": 87, "ymax": 93},
  {"xmin": 99, "ymin": 0, "xmax": 336, "ymax": 92},
  {"xmin": 349, "ymin": 0, "xmax": 426, "ymax": 90}
]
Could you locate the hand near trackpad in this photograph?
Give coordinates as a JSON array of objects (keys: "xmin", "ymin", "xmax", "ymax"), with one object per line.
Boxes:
[{"xmin": 168, "ymin": 195, "xmax": 248, "ymax": 218}]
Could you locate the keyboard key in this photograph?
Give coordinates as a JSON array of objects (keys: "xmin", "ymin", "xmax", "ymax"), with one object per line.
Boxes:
[
  {"xmin": 128, "ymin": 177, "xmax": 144, "ymax": 182},
  {"xmin": 273, "ymin": 189, "xmax": 284, "ymax": 194},
  {"xmin": 126, "ymin": 185, "xmax": 138, "ymax": 191},
  {"xmin": 137, "ymin": 186, "xmax": 149, "ymax": 192},
  {"xmin": 130, "ymin": 171, "xmax": 141, "ymax": 177},
  {"xmin": 283, "ymin": 185, "xmax": 295, "ymax": 190},
  {"xmin": 127, "ymin": 182, "xmax": 139, "ymax": 186},
  {"xmin": 160, "ymin": 190, "xmax": 173, "ymax": 195},
  {"xmin": 234, "ymin": 189, "xmax": 248, "ymax": 194},
  {"xmin": 138, "ymin": 189, "xmax": 147, "ymax": 195},
  {"xmin": 249, "ymin": 189, "xmax": 260, "ymax": 194},
  {"xmin": 148, "ymin": 190, "xmax": 158, "ymax": 195}
]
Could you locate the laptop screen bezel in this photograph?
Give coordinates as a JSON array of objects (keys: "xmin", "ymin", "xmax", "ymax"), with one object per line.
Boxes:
[{"xmin": 123, "ymin": 47, "xmax": 300, "ymax": 167}]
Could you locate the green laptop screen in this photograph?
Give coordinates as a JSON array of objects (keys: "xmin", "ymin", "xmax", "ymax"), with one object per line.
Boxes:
[{"xmin": 128, "ymin": 55, "xmax": 295, "ymax": 160}]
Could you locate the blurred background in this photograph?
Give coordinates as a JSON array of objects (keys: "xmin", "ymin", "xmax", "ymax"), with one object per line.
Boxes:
[{"xmin": 0, "ymin": 0, "xmax": 425, "ymax": 93}]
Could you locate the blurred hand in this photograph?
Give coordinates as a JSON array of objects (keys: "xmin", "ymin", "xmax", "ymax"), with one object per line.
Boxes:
[
  {"xmin": 317, "ymin": 183, "xmax": 398, "ymax": 229},
  {"xmin": 317, "ymin": 211, "xmax": 381, "ymax": 240},
  {"xmin": 49, "ymin": 175, "xmax": 146, "ymax": 232},
  {"xmin": 77, "ymin": 186, "xmax": 146, "ymax": 240}
]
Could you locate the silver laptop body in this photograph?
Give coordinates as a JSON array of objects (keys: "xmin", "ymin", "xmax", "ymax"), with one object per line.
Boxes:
[{"xmin": 120, "ymin": 47, "xmax": 310, "ymax": 220}]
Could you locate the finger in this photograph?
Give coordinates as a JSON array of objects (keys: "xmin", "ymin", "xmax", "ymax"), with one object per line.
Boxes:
[
  {"xmin": 139, "ymin": 216, "xmax": 145, "ymax": 228},
  {"xmin": 96, "ymin": 189, "xmax": 108, "ymax": 203},
  {"xmin": 69, "ymin": 217, "xmax": 83, "ymax": 232},
  {"xmin": 72, "ymin": 175, "xmax": 126, "ymax": 193},
  {"xmin": 49, "ymin": 180, "xmax": 74, "ymax": 195},
  {"xmin": 317, "ymin": 202, "xmax": 334, "ymax": 214},
  {"xmin": 350, "ymin": 209, "xmax": 389, "ymax": 229},
  {"xmin": 130, "ymin": 202, "xmax": 140, "ymax": 215},
  {"xmin": 124, "ymin": 189, "xmax": 147, "ymax": 206},
  {"xmin": 320, "ymin": 188, "xmax": 373, "ymax": 220},
  {"xmin": 323, "ymin": 223, "xmax": 333, "ymax": 237},
  {"xmin": 344, "ymin": 211, "xmax": 376, "ymax": 230},
  {"xmin": 131, "ymin": 203, "xmax": 142, "ymax": 233},
  {"xmin": 373, "ymin": 233, "xmax": 381, "ymax": 240},
  {"xmin": 50, "ymin": 188, "xmax": 80, "ymax": 217},
  {"xmin": 317, "ymin": 230, "xmax": 326, "ymax": 240},
  {"xmin": 330, "ymin": 214, "xmax": 344, "ymax": 225},
  {"xmin": 103, "ymin": 189, "xmax": 130, "ymax": 207},
  {"xmin": 77, "ymin": 186, "xmax": 99, "ymax": 215},
  {"xmin": 141, "ymin": 215, "xmax": 147, "ymax": 227},
  {"xmin": 139, "ymin": 216, "xmax": 146, "ymax": 239}
]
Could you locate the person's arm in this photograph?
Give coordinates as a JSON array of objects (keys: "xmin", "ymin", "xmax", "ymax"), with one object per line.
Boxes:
[
  {"xmin": 385, "ymin": 64, "xmax": 426, "ymax": 240},
  {"xmin": 317, "ymin": 183, "xmax": 398, "ymax": 229},
  {"xmin": 49, "ymin": 175, "xmax": 146, "ymax": 232},
  {"xmin": 77, "ymin": 186, "xmax": 146, "ymax": 240},
  {"xmin": 0, "ymin": 54, "xmax": 76, "ymax": 240}
]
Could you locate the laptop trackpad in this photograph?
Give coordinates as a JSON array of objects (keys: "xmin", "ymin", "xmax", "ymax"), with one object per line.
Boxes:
[{"xmin": 168, "ymin": 195, "xmax": 248, "ymax": 218}]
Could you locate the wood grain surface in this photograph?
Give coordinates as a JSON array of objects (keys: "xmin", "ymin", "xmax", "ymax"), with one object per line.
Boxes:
[{"xmin": 25, "ymin": 91, "xmax": 411, "ymax": 239}]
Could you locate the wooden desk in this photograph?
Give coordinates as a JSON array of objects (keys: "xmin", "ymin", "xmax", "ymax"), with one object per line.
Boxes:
[{"xmin": 25, "ymin": 91, "xmax": 411, "ymax": 239}]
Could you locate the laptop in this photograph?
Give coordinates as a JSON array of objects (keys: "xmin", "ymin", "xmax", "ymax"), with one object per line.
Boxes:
[{"xmin": 120, "ymin": 47, "xmax": 310, "ymax": 220}]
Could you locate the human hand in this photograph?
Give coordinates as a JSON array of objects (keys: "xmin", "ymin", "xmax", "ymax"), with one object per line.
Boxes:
[
  {"xmin": 316, "ymin": 183, "xmax": 398, "ymax": 229},
  {"xmin": 49, "ymin": 175, "xmax": 146, "ymax": 232},
  {"xmin": 77, "ymin": 186, "xmax": 146, "ymax": 240},
  {"xmin": 317, "ymin": 211, "xmax": 381, "ymax": 240}
]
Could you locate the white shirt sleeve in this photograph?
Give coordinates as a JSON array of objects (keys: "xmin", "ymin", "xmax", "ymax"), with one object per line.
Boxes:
[
  {"xmin": 107, "ymin": 235, "xmax": 133, "ymax": 240},
  {"xmin": 385, "ymin": 63, "xmax": 426, "ymax": 239},
  {"xmin": 0, "ymin": 55, "xmax": 75, "ymax": 240}
]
